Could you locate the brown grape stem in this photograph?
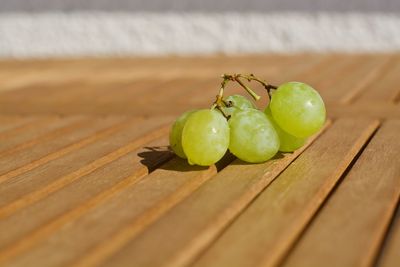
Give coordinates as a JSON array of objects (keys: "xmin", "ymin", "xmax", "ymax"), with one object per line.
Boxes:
[
  {"xmin": 211, "ymin": 94, "xmax": 231, "ymax": 119},
  {"xmin": 234, "ymin": 73, "xmax": 278, "ymax": 100},
  {"xmin": 221, "ymin": 74, "xmax": 261, "ymax": 101},
  {"xmin": 212, "ymin": 73, "xmax": 276, "ymax": 119},
  {"xmin": 216, "ymin": 105, "xmax": 230, "ymax": 119}
]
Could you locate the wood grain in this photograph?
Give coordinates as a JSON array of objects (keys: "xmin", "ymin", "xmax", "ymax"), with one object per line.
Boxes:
[
  {"xmin": 0, "ymin": 54, "xmax": 399, "ymax": 267},
  {"xmin": 281, "ymin": 120, "xmax": 400, "ymax": 267},
  {"xmin": 75, "ymin": 123, "xmax": 329, "ymax": 267},
  {"xmin": 0, "ymin": 155, "xmax": 234, "ymax": 267},
  {"xmin": 0, "ymin": 116, "xmax": 63, "ymax": 151},
  {"xmin": 190, "ymin": 119, "xmax": 378, "ymax": 267},
  {"xmin": 0, "ymin": 117, "xmax": 127, "ymax": 181},
  {"xmin": 0, "ymin": 116, "xmax": 40, "ymax": 133},
  {"xmin": 0, "ymin": 137, "xmax": 173, "ymax": 265},
  {"xmin": 0, "ymin": 116, "xmax": 172, "ymax": 214},
  {"xmin": 355, "ymin": 56, "xmax": 400, "ymax": 104},
  {"xmin": 338, "ymin": 55, "xmax": 390, "ymax": 104},
  {"xmin": 378, "ymin": 202, "xmax": 400, "ymax": 267}
]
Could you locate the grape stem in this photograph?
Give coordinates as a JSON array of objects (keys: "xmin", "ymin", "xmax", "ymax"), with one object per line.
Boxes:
[
  {"xmin": 212, "ymin": 73, "xmax": 277, "ymax": 119},
  {"xmin": 221, "ymin": 74, "xmax": 261, "ymax": 101},
  {"xmin": 211, "ymin": 94, "xmax": 231, "ymax": 119},
  {"xmin": 216, "ymin": 105, "xmax": 231, "ymax": 119},
  {"xmin": 239, "ymin": 73, "xmax": 278, "ymax": 92},
  {"xmin": 222, "ymin": 73, "xmax": 278, "ymax": 100}
]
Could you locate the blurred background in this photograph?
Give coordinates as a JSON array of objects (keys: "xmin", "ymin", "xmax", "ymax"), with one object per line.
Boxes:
[{"xmin": 0, "ymin": 0, "xmax": 400, "ymax": 58}]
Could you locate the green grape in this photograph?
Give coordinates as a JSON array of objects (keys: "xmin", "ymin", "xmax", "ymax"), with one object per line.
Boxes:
[
  {"xmin": 269, "ymin": 82, "xmax": 326, "ymax": 138},
  {"xmin": 169, "ymin": 110, "xmax": 197, "ymax": 159},
  {"xmin": 229, "ymin": 109, "xmax": 279, "ymax": 163},
  {"xmin": 224, "ymin": 95, "xmax": 256, "ymax": 116},
  {"xmin": 182, "ymin": 109, "xmax": 229, "ymax": 166},
  {"xmin": 264, "ymin": 106, "xmax": 307, "ymax": 152}
]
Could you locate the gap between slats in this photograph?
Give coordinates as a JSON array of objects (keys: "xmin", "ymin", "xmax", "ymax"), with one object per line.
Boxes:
[
  {"xmin": 0, "ymin": 116, "xmax": 63, "ymax": 151},
  {"xmin": 0, "ymin": 117, "xmax": 92, "ymax": 158},
  {"xmin": 280, "ymin": 120, "xmax": 400, "ymax": 267},
  {"xmin": 0, "ymin": 121, "xmax": 329, "ymax": 267},
  {"xmin": 0, "ymin": 119, "xmax": 172, "ymax": 219},
  {"xmin": 0, "ymin": 123, "xmax": 183, "ymax": 264},
  {"xmin": 0, "ymin": 116, "xmax": 42, "ymax": 134},
  {"xmin": 0, "ymin": 117, "xmax": 130, "ymax": 181},
  {"xmin": 0, "ymin": 149, "xmax": 232, "ymax": 267},
  {"xmin": 186, "ymin": 119, "xmax": 378, "ymax": 267},
  {"xmin": 376, "ymin": 199, "xmax": 400, "ymax": 267},
  {"xmin": 72, "ymin": 121, "xmax": 332, "ymax": 267}
]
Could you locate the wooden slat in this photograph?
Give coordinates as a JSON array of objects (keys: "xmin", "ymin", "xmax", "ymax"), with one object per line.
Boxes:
[
  {"xmin": 355, "ymin": 56, "xmax": 400, "ymax": 104},
  {"xmin": 270, "ymin": 55, "xmax": 389, "ymax": 105},
  {"xmin": 185, "ymin": 55, "xmax": 328, "ymax": 111},
  {"xmin": 276, "ymin": 54, "xmax": 331, "ymax": 82},
  {"xmin": 0, "ymin": 116, "xmax": 73, "ymax": 152},
  {"xmin": 118, "ymin": 55, "xmax": 312, "ymax": 114},
  {"xmin": 0, "ymin": 57, "xmax": 162, "ymax": 92},
  {"xmin": 288, "ymin": 55, "xmax": 360, "ymax": 102},
  {"xmin": 326, "ymin": 103, "xmax": 400, "ymax": 119},
  {"xmin": 281, "ymin": 120, "xmax": 400, "ymax": 267},
  {"xmin": 290, "ymin": 55, "xmax": 357, "ymax": 87},
  {"xmin": 0, "ymin": 116, "xmax": 171, "ymax": 215},
  {"xmin": 0, "ymin": 117, "xmax": 91, "ymax": 159},
  {"xmin": 0, "ymin": 68, "xmax": 95, "ymax": 93},
  {"xmin": 0, "ymin": 54, "xmax": 398, "ymax": 267},
  {"xmin": 85, "ymin": 119, "xmax": 371, "ymax": 267},
  {"xmin": 378, "ymin": 202, "xmax": 400, "ymax": 267},
  {"xmin": 0, "ymin": 136, "xmax": 173, "ymax": 265},
  {"xmin": 0, "ymin": 120, "xmax": 129, "ymax": 183},
  {"xmin": 0, "ymin": 116, "xmax": 39, "ymax": 133},
  {"xmin": 72, "ymin": 123, "xmax": 329, "ymax": 267},
  {"xmin": 102, "ymin": 78, "xmax": 217, "ymax": 116},
  {"xmin": 0, "ymin": 55, "xmax": 327, "ymax": 116},
  {"xmin": 90, "ymin": 78, "xmax": 173, "ymax": 109},
  {"xmin": 338, "ymin": 55, "xmax": 390, "ymax": 104},
  {"xmin": 0, "ymin": 117, "xmax": 126, "ymax": 179},
  {"xmin": 0, "ymin": 55, "xmax": 296, "ymax": 94},
  {"xmin": 189, "ymin": 119, "xmax": 378, "ymax": 267},
  {"xmin": 313, "ymin": 55, "xmax": 389, "ymax": 104},
  {"xmin": 0, "ymin": 155, "xmax": 234, "ymax": 267},
  {"xmin": 136, "ymin": 55, "xmax": 338, "ymax": 117},
  {"xmin": 0, "ymin": 55, "xmax": 396, "ymax": 118}
]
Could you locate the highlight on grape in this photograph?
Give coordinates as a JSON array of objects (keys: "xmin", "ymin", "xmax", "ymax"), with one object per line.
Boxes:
[{"xmin": 169, "ymin": 74, "xmax": 326, "ymax": 166}]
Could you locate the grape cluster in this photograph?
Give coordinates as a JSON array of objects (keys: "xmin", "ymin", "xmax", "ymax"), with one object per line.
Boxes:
[{"xmin": 169, "ymin": 74, "xmax": 326, "ymax": 166}]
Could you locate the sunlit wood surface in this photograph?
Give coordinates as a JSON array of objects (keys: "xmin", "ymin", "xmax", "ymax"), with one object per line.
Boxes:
[{"xmin": 0, "ymin": 54, "xmax": 399, "ymax": 267}]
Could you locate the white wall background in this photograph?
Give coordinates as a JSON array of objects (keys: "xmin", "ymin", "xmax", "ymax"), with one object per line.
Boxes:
[{"xmin": 0, "ymin": 0, "xmax": 399, "ymax": 57}]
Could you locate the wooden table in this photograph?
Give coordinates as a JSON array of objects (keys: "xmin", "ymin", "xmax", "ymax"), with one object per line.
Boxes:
[{"xmin": 0, "ymin": 54, "xmax": 399, "ymax": 267}]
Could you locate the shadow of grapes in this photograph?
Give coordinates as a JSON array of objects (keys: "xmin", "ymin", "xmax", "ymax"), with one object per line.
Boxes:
[
  {"xmin": 137, "ymin": 146, "xmax": 237, "ymax": 172},
  {"xmin": 137, "ymin": 146, "xmax": 209, "ymax": 172},
  {"xmin": 137, "ymin": 146, "xmax": 174, "ymax": 171},
  {"xmin": 138, "ymin": 147, "xmax": 284, "ymax": 172}
]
